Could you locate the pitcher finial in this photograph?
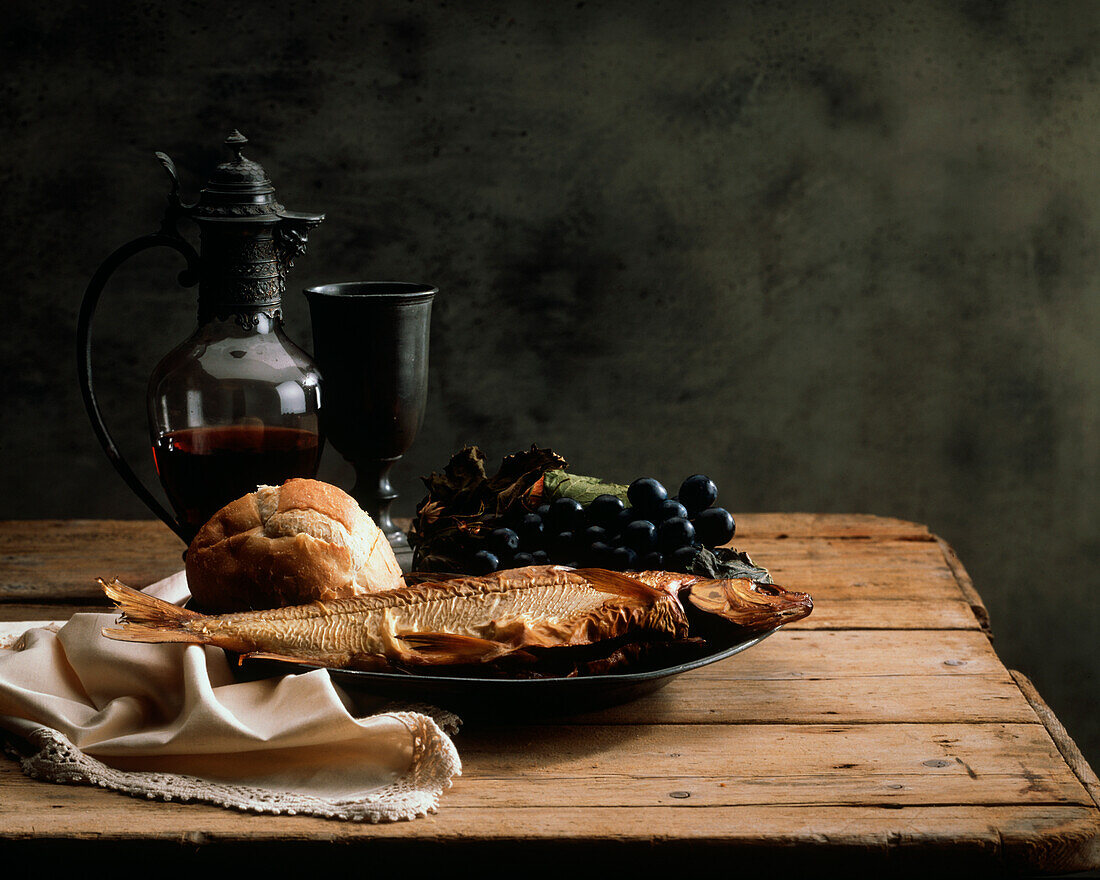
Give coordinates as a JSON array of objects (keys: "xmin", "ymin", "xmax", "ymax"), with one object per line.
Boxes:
[{"xmin": 225, "ymin": 130, "xmax": 248, "ymax": 159}]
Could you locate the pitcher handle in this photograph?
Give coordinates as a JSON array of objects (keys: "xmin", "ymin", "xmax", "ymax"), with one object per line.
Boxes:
[{"xmin": 76, "ymin": 221, "xmax": 200, "ymax": 544}]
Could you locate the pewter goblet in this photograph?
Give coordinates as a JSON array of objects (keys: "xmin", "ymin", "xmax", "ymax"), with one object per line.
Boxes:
[{"xmin": 305, "ymin": 282, "xmax": 435, "ymax": 563}]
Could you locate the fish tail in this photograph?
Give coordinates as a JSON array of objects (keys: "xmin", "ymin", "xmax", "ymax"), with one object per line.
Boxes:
[{"xmin": 99, "ymin": 578, "xmax": 207, "ymax": 645}]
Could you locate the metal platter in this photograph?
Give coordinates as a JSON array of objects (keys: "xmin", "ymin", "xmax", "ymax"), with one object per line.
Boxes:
[{"xmin": 267, "ymin": 625, "xmax": 780, "ymax": 719}]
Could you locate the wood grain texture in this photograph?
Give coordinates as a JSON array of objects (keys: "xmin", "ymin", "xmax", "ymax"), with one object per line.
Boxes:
[
  {"xmin": 0, "ymin": 515, "xmax": 1096, "ymax": 874},
  {"xmin": 444, "ymin": 721, "xmax": 1091, "ymax": 807},
  {"xmin": 0, "ymin": 761, "xmax": 1097, "ymax": 873},
  {"xmin": 0, "ymin": 519, "xmax": 184, "ymax": 599}
]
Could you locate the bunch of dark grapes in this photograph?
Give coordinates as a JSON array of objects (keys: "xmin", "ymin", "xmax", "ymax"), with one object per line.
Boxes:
[{"xmin": 469, "ymin": 474, "xmax": 735, "ymax": 574}]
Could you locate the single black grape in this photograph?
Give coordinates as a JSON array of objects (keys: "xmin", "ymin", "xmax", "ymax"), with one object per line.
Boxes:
[
  {"xmin": 610, "ymin": 545, "xmax": 638, "ymax": 570},
  {"xmin": 694, "ymin": 507, "xmax": 735, "ymax": 547},
  {"xmin": 657, "ymin": 516, "xmax": 696, "ymax": 553},
  {"xmin": 517, "ymin": 512, "xmax": 545, "ymax": 545},
  {"xmin": 547, "ymin": 497, "xmax": 585, "ymax": 532},
  {"xmin": 488, "ymin": 527, "xmax": 520, "ymax": 555},
  {"xmin": 655, "ymin": 499, "xmax": 689, "ymax": 522},
  {"xmin": 640, "ymin": 550, "xmax": 664, "ymax": 569},
  {"xmin": 670, "ymin": 545, "xmax": 698, "ymax": 572},
  {"xmin": 531, "ymin": 550, "xmax": 549, "ymax": 564},
  {"xmin": 586, "ymin": 493, "xmax": 625, "ymax": 528},
  {"xmin": 628, "ymin": 477, "xmax": 668, "ymax": 514},
  {"xmin": 588, "ymin": 541, "xmax": 615, "ymax": 567},
  {"xmin": 471, "ymin": 549, "xmax": 500, "ymax": 574},
  {"xmin": 622, "ymin": 519, "xmax": 657, "ymax": 553},
  {"xmin": 550, "ymin": 529, "xmax": 579, "ymax": 558},
  {"xmin": 679, "ymin": 474, "xmax": 718, "ymax": 515},
  {"xmin": 584, "ymin": 524, "xmax": 609, "ymax": 546},
  {"xmin": 512, "ymin": 551, "xmax": 534, "ymax": 566},
  {"xmin": 613, "ymin": 507, "xmax": 636, "ymax": 537}
]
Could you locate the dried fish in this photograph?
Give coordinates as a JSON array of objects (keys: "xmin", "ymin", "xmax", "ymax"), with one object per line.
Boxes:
[
  {"xmin": 100, "ymin": 565, "xmax": 812, "ymax": 675},
  {"xmin": 100, "ymin": 566, "xmax": 689, "ymax": 671}
]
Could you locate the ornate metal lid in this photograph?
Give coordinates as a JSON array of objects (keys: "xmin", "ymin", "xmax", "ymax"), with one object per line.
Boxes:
[{"xmin": 191, "ymin": 130, "xmax": 287, "ymax": 223}]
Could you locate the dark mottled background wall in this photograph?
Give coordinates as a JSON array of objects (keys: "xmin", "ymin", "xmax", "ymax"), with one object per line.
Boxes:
[{"xmin": 3, "ymin": 1, "xmax": 1097, "ymax": 762}]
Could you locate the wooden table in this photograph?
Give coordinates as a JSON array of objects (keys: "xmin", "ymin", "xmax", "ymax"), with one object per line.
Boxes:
[{"xmin": 1, "ymin": 515, "xmax": 1098, "ymax": 875}]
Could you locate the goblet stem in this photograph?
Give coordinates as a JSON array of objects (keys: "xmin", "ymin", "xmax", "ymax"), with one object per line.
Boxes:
[{"xmin": 351, "ymin": 456, "xmax": 408, "ymax": 551}]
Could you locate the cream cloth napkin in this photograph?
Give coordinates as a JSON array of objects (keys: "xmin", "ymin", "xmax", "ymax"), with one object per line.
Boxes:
[{"xmin": 0, "ymin": 571, "xmax": 461, "ymax": 821}]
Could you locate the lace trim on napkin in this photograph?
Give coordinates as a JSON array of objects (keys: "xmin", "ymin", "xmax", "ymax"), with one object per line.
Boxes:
[{"xmin": 5, "ymin": 711, "xmax": 462, "ymax": 823}]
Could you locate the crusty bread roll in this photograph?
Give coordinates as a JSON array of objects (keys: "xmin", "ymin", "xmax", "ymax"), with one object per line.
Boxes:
[{"xmin": 185, "ymin": 478, "xmax": 404, "ymax": 613}]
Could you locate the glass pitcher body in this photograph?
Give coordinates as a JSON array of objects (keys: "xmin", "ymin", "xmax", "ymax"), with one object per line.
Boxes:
[{"xmin": 148, "ymin": 313, "xmax": 322, "ymax": 538}]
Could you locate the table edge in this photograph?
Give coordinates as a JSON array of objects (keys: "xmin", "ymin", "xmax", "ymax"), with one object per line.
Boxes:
[
  {"xmin": 933, "ymin": 535, "xmax": 992, "ymax": 634},
  {"xmin": 1011, "ymin": 669, "xmax": 1100, "ymax": 811}
]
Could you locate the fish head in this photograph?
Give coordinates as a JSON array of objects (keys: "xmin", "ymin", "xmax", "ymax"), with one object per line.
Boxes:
[{"xmin": 686, "ymin": 577, "xmax": 814, "ymax": 629}]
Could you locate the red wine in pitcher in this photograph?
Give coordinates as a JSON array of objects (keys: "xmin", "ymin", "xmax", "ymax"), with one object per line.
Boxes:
[{"xmin": 153, "ymin": 425, "xmax": 322, "ymax": 537}]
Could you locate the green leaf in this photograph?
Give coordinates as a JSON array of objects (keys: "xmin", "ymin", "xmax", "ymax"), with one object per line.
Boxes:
[{"xmin": 543, "ymin": 469, "xmax": 629, "ymax": 506}]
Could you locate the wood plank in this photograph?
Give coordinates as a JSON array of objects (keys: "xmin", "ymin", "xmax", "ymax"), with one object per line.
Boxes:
[
  {"xmin": 440, "ymin": 722, "xmax": 1090, "ymax": 807},
  {"xmin": 733, "ymin": 512, "xmax": 933, "ymax": 541},
  {"xmin": 697, "ymin": 629, "xmax": 1008, "ymax": 679},
  {"xmin": 4, "ymin": 720, "xmax": 1087, "ymax": 811},
  {"xmin": 0, "ymin": 520, "xmax": 183, "ymax": 599},
  {"xmin": 786, "ymin": 597, "xmax": 980, "ymax": 630},
  {"xmin": 0, "ymin": 603, "xmax": 110, "ymax": 620},
  {"xmin": 1, "ymin": 758, "xmax": 1097, "ymax": 873},
  {"xmin": 0, "ymin": 750, "xmax": 1089, "ymax": 846},
  {"xmin": 549, "ymin": 630, "xmax": 1038, "ymax": 724},
  {"xmin": 0, "ymin": 721, "xmax": 1090, "ymax": 812},
  {"xmin": 744, "ymin": 537, "xmax": 962, "ymax": 597},
  {"xmin": 569, "ymin": 672, "xmax": 1037, "ymax": 725}
]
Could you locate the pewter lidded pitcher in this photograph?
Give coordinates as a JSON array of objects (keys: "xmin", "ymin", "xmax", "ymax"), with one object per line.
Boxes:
[{"xmin": 77, "ymin": 131, "xmax": 326, "ymax": 543}]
